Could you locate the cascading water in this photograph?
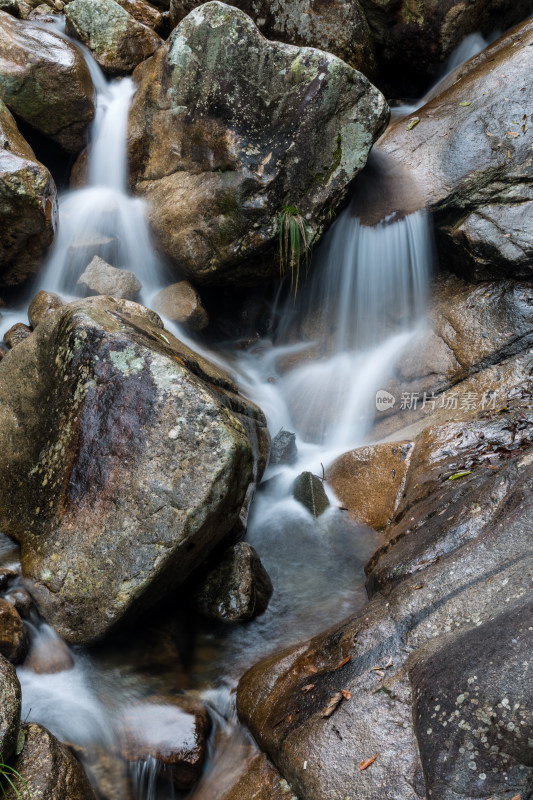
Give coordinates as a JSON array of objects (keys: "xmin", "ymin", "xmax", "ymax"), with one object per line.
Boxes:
[
  {"xmin": 0, "ymin": 18, "xmax": 501, "ymax": 800},
  {"xmin": 39, "ymin": 23, "xmax": 160, "ymax": 298}
]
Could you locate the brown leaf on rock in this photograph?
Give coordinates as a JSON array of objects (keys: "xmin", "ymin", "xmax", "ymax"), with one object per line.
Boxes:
[
  {"xmin": 321, "ymin": 692, "xmax": 343, "ymax": 718},
  {"xmin": 342, "ymin": 689, "xmax": 351, "ymax": 700},
  {"xmin": 301, "ymin": 684, "xmax": 315, "ymax": 693},
  {"xmin": 360, "ymin": 754, "xmax": 379, "ymax": 770},
  {"xmin": 334, "ymin": 655, "xmax": 351, "ymax": 670}
]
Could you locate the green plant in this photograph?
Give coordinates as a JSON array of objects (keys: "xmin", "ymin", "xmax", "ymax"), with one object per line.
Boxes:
[
  {"xmin": 277, "ymin": 205, "xmax": 309, "ymax": 296},
  {"xmin": 0, "ymin": 753, "xmax": 31, "ymax": 799}
]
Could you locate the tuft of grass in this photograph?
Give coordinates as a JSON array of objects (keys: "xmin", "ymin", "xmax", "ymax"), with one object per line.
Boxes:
[
  {"xmin": 0, "ymin": 753, "xmax": 31, "ymax": 799},
  {"xmin": 278, "ymin": 205, "xmax": 309, "ymax": 296}
]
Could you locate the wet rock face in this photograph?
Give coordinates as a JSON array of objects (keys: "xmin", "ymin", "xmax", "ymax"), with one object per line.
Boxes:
[
  {"xmin": 0, "ymin": 655, "xmax": 21, "ymax": 763},
  {"xmin": 169, "ymin": 0, "xmax": 376, "ymax": 78},
  {"xmin": 238, "ymin": 404, "xmax": 533, "ymax": 800},
  {"xmin": 65, "ymin": 0, "xmax": 162, "ymax": 76},
  {"xmin": 4, "ymin": 723, "xmax": 97, "ymax": 799},
  {"xmin": 292, "ymin": 471, "xmax": 329, "ymax": 517},
  {"xmin": 115, "ymin": 0, "xmax": 164, "ymax": 33},
  {"xmin": 28, "ymin": 290, "xmax": 64, "ymax": 328},
  {"xmin": 0, "ymin": 11, "xmax": 95, "ymax": 155},
  {"xmin": 118, "ymin": 695, "xmax": 211, "ymax": 790},
  {"xmin": 128, "ymin": 1, "xmax": 389, "ymax": 287},
  {"xmin": 411, "ymin": 600, "xmax": 533, "ymax": 799},
  {"xmin": 0, "ymin": 100, "xmax": 56, "ymax": 288},
  {"xmin": 360, "ymin": 0, "xmax": 533, "ymax": 95},
  {"xmin": 190, "ymin": 542, "xmax": 273, "ymax": 622},
  {"xmin": 268, "ymin": 429, "xmax": 297, "ymax": 466},
  {"xmin": 381, "ymin": 18, "xmax": 533, "ymax": 281},
  {"xmin": 0, "ymin": 296, "xmax": 267, "ymax": 644},
  {"xmin": 0, "ymin": 599, "xmax": 28, "ymax": 663}
]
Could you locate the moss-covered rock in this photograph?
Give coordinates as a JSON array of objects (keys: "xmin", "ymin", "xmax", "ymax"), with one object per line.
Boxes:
[
  {"xmin": 0, "ymin": 11, "xmax": 95, "ymax": 155},
  {"xmin": 65, "ymin": 0, "xmax": 162, "ymax": 75},
  {"xmin": 169, "ymin": 0, "xmax": 376, "ymax": 78},
  {"xmin": 128, "ymin": 1, "xmax": 389, "ymax": 286}
]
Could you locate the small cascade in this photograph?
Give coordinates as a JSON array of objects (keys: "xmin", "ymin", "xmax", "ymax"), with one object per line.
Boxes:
[{"xmin": 39, "ymin": 26, "xmax": 160, "ymax": 298}]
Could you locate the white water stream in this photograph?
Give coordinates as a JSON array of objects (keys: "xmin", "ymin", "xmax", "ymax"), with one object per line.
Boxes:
[{"xmin": 0, "ymin": 22, "xmax": 496, "ymax": 800}]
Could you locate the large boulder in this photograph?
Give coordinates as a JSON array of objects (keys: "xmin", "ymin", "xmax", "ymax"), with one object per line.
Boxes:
[
  {"xmin": 65, "ymin": 0, "xmax": 162, "ymax": 76},
  {"xmin": 169, "ymin": 0, "xmax": 376, "ymax": 78},
  {"xmin": 0, "ymin": 296, "xmax": 268, "ymax": 644},
  {"xmin": 0, "ymin": 100, "xmax": 56, "ymax": 287},
  {"xmin": 380, "ymin": 19, "xmax": 533, "ymax": 281},
  {"xmin": 0, "ymin": 11, "xmax": 95, "ymax": 155},
  {"xmin": 4, "ymin": 723, "xmax": 97, "ymax": 799},
  {"xmin": 359, "ymin": 0, "xmax": 533, "ymax": 95},
  {"xmin": 128, "ymin": 1, "xmax": 389, "ymax": 287},
  {"xmin": 238, "ymin": 400, "xmax": 533, "ymax": 800}
]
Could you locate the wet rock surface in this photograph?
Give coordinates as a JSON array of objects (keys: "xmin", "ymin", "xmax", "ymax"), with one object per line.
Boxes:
[
  {"xmin": 238, "ymin": 400, "xmax": 533, "ymax": 800},
  {"xmin": 4, "ymin": 722, "xmax": 97, "ymax": 799},
  {"xmin": 28, "ymin": 290, "xmax": 64, "ymax": 328},
  {"xmin": 169, "ymin": 0, "xmax": 376, "ymax": 78},
  {"xmin": 118, "ymin": 695, "xmax": 211, "ymax": 790},
  {"xmin": 116, "ymin": 0, "xmax": 164, "ymax": 33},
  {"xmin": 0, "ymin": 100, "xmax": 56, "ymax": 288},
  {"xmin": 76, "ymin": 255, "xmax": 142, "ymax": 300},
  {"xmin": 326, "ymin": 441, "xmax": 413, "ymax": 529},
  {"xmin": 190, "ymin": 542, "xmax": 273, "ymax": 622},
  {"xmin": 152, "ymin": 282, "xmax": 209, "ymax": 331},
  {"xmin": 269, "ymin": 429, "xmax": 297, "ymax": 467},
  {"xmin": 0, "ymin": 655, "xmax": 21, "ymax": 763},
  {"xmin": 381, "ymin": 19, "xmax": 533, "ymax": 281},
  {"xmin": 292, "ymin": 471, "xmax": 330, "ymax": 517},
  {"xmin": 128, "ymin": 1, "xmax": 389, "ymax": 287},
  {"xmin": 0, "ymin": 11, "xmax": 95, "ymax": 155},
  {"xmin": 0, "ymin": 295, "xmax": 267, "ymax": 644},
  {"xmin": 3, "ymin": 322, "xmax": 32, "ymax": 349},
  {"xmin": 65, "ymin": 0, "xmax": 162, "ymax": 76},
  {"xmin": 0, "ymin": 598, "xmax": 28, "ymax": 663}
]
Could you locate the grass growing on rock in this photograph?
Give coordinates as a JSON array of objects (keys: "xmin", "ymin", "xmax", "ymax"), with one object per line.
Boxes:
[
  {"xmin": 0, "ymin": 753, "xmax": 31, "ymax": 799},
  {"xmin": 278, "ymin": 205, "xmax": 309, "ymax": 296}
]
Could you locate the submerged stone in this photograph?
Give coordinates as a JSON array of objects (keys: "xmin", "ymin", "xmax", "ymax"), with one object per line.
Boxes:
[
  {"xmin": 76, "ymin": 255, "xmax": 142, "ymax": 300},
  {"xmin": 269, "ymin": 429, "xmax": 298, "ymax": 467}
]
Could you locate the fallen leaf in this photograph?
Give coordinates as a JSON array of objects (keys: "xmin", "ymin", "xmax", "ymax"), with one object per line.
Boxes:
[
  {"xmin": 321, "ymin": 692, "xmax": 343, "ymax": 718},
  {"xmin": 510, "ymin": 795, "xmax": 521, "ymax": 800},
  {"xmin": 301, "ymin": 684, "xmax": 315, "ymax": 693},
  {"xmin": 459, "ymin": 101, "xmax": 471, "ymax": 107},
  {"xmin": 448, "ymin": 471, "xmax": 472, "ymax": 480},
  {"xmin": 174, "ymin": 356, "xmax": 186, "ymax": 366},
  {"xmin": 307, "ymin": 666, "xmax": 318, "ymax": 674},
  {"xmin": 334, "ymin": 655, "xmax": 351, "ymax": 670},
  {"xmin": 342, "ymin": 689, "xmax": 351, "ymax": 700},
  {"xmin": 360, "ymin": 754, "xmax": 379, "ymax": 770},
  {"xmin": 414, "ymin": 584, "xmax": 423, "ymax": 590},
  {"xmin": 507, "ymin": 131, "xmax": 520, "ymax": 137},
  {"xmin": 374, "ymin": 670, "xmax": 385, "ymax": 678},
  {"xmin": 406, "ymin": 117, "xmax": 420, "ymax": 130}
]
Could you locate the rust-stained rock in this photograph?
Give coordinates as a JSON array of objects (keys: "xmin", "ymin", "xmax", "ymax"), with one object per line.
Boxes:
[
  {"xmin": 326, "ymin": 441, "xmax": 413, "ymax": 529},
  {"xmin": 0, "ymin": 295, "xmax": 267, "ymax": 644},
  {"xmin": 0, "ymin": 11, "xmax": 95, "ymax": 155}
]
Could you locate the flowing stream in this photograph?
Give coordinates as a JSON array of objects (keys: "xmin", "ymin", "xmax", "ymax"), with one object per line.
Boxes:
[{"xmin": 0, "ymin": 23, "xmax": 495, "ymax": 800}]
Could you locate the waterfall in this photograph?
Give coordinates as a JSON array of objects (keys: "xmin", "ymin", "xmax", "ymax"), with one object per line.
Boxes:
[{"xmin": 39, "ymin": 24, "xmax": 160, "ymax": 298}]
